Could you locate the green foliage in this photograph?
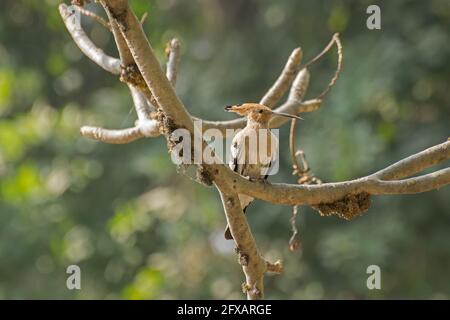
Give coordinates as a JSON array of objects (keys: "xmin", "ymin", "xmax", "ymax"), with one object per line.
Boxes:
[{"xmin": 0, "ymin": 0, "xmax": 449, "ymax": 299}]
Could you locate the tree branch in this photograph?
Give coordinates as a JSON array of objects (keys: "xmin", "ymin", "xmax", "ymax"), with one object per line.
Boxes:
[
  {"xmin": 80, "ymin": 126, "xmax": 144, "ymax": 144},
  {"xmin": 201, "ymin": 69, "xmax": 316, "ymax": 132},
  {"xmin": 102, "ymin": 0, "xmax": 193, "ymax": 130},
  {"xmin": 59, "ymin": 3, "xmax": 121, "ymax": 74},
  {"xmin": 76, "ymin": 6, "xmax": 111, "ymax": 30},
  {"xmin": 215, "ymin": 183, "xmax": 266, "ymax": 300},
  {"xmin": 259, "ymin": 48, "xmax": 303, "ymax": 108},
  {"xmin": 232, "ymin": 168, "xmax": 449, "ymax": 206},
  {"xmin": 98, "ymin": 1, "xmax": 158, "ymax": 111},
  {"xmin": 128, "ymin": 84, "xmax": 151, "ymax": 121},
  {"xmin": 370, "ymin": 141, "xmax": 450, "ymax": 180},
  {"xmin": 165, "ymin": 38, "xmax": 181, "ymax": 87},
  {"xmin": 227, "ymin": 141, "xmax": 450, "ymax": 208},
  {"xmin": 79, "ymin": 97, "xmax": 159, "ymax": 144},
  {"xmin": 104, "ymin": 5, "xmax": 134, "ymax": 66},
  {"xmin": 202, "ymin": 34, "xmax": 343, "ymax": 132}
]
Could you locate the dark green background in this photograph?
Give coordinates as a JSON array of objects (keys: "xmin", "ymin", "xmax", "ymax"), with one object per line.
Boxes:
[{"xmin": 0, "ymin": 0, "xmax": 449, "ymax": 299}]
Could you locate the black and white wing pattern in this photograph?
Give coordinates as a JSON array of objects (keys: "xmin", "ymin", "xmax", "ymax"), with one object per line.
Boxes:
[{"xmin": 261, "ymin": 130, "xmax": 279, "ymax": 180}]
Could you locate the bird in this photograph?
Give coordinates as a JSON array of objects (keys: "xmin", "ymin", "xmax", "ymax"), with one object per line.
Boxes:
[{"xmin": 223, "ymin": 103, "xmax": 302, "ymax": 240}]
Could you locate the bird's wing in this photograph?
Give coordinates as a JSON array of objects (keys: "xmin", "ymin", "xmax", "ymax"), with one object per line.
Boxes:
[
  {"xmin": 229, "ymin": 131, "xmax": 245, "ymax": 175},
  {"xmin": 261, "ymin": 130, "xmax": 279, "ymax": 179}
]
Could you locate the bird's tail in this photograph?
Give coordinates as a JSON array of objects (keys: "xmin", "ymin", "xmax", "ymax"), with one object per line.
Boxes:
[{"xmin": 224, "ymin": 226, "xmax": 233, "ymax": 240}]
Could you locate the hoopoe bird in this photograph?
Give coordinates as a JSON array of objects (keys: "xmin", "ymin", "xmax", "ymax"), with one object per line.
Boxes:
[{"xmin": 223, "ymin": 103, "xmax": 302, "ymax": 240}]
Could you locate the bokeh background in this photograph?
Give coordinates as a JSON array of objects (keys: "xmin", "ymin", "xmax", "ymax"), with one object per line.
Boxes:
[{"xmin": 0, "ymin": 0, "xmax": 449, "ymax": 299}]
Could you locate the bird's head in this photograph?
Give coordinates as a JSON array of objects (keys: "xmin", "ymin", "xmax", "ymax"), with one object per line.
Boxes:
[{"xmin": 224, "ymin": 103, "xmax": 302, "ymax": 124}]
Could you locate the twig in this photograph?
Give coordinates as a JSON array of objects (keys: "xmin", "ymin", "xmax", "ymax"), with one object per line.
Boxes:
[
  {"xmin": 77, "ymin": 6, "xmax": 111, "ymax": 30},
  {"xmin": 260, "ymin": 48, "xmax": 303, "ymax": 108},
  {"xmin": 287, "ymin": 68, "xmax": 310, "ymax": 102},
  {"xmin": 317, "ymin": 34, "xmax": 343, "ymax": 100},
  {"xmin": 129, "ymin": 84, "xmax": 152, "ymax": 121},
  {"xmin": 103, "ymin": 4, "xmax": 134, "ymax": 66},
  {"xmin": 289, "ymin": 205, "xmax": 300, "ymax": 252},
  {"xmin": 266, "ymin": 260, "xmax": 283, "ymax": 274},
  {"xmin": 101, "ymin": 1, "xmax": 157, "ymax": 109},
  {"xmin": 80, "ymin": 118, "xmax": 159, "ymax": 144},
  {"xmin": 297, "ymin": 99, "xmax": 322, "ymax": 113},
  {"xmin": 140, "ymin": 12, "xmax": 148, "ymax": 25},
  {"xmin": 103, "ymin": 0, "xmax": 193, "ymax": 130},
  {"xmin": 201, "ymin": 69, "xmax": 314, "ymax": 132},
  {"xmin": 59, "ymin": 4, "xmax": 121, "ymax": 74},
  {"xmin": 80, "ymin": 126, "xmax": 144, "ymax": 144},
  {"xmin": 287, "ymin": 33, "xmax": 340, "ymax": 196},
  {"xmin": 165, "ymin": 38, "xmax": 181, "ymax": 87},
  {"xmin": 301, "ymin": 33, "xmax": 343, "ymax": 100}
]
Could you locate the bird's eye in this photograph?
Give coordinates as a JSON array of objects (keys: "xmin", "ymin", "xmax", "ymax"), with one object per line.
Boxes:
[{"xmin": 258, "ymin": 110, "xmax": 264, "ymax": 114}]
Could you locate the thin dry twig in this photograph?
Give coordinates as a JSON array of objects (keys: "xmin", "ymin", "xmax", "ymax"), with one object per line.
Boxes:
[
  {"xmin": 289, "ymin": 205, "xmax": 300, "ymax": 252},
  {"xmin": 59, "ymin": 4, "xmax": 121, "ymax": 74},
  {"xmin": 129, "ymin": 84, "xmax": 152, "ymax": 121},
  {"xmin": 165, "ymin": 38, "xmax": 181, "ymax": 87},
  {"xmin": 77, "ymin": 6, "xmax": 111, "ymax": 30},
  {"xmin": 266, "ymin": 260, "xmax": 284, "ymax": 274},
  {"xmin": 140, "ymin": 12, "xmax": 148, "ymax": 25},
  {"xmin": 80, "ymin": 126, "xmax": 144, "ymax": 144},
  {"xmin": 200, "ymin": 68, "xmax": 315, "ymax": 132},
  {"xmin": 301, "ymin": 33, "xmax": 343, "ymax": 100},
  {"xmin": 80, "ymin": 118, "xmax": 159, "ymax": 144},
  {"xmin": 287, "ymin": 33, "xmax": 341, "ymax": 187}
]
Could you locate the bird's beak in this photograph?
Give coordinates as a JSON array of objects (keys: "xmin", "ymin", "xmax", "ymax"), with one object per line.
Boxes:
[
  {"xmin": 271, "ymin": 111, "xmax": 303, "ymax": 120},
  {"xmin": 224, "ymin": 105, "xmax": 233, "ymax": 111}
]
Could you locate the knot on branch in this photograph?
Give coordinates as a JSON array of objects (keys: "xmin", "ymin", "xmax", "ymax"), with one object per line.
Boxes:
[
  {"xmin": 155, "ymin": 110, "xmax": 192, "ymax": 165},
  {"xmin": 196, "ymin": 165, "xmax": 214, "ymax": 186},
  {"xmin": 155, "ymin": 110, "xmax": 181, "ymax": 152},
  {"xmin": 234, "ymin": 246, "xmax": 249, "ymax": 266},
  {"xmin": 226, "ymin": 197, "xmax": 235, "ymax": 208},
  {"xmin": 312, "ymin": 192, "xmax": 371, "ymax": 220},
  {"xmin": 120, "ymin": 64, "xmax": 147, "ymax": 90},
  {"xmin": 155, "ymin": 110, "xmax": 178, "ymax": 136},
  {"xmin": 239, "ymin": 253, "xmax": 249, "ymax": 266},
  {"xmin": 241, "ymin": 283, "xmax": 262, "ymax": 299},
  {"xmin": 266, "ymin": 260, "xmax": 283, "ymax": 274}
]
